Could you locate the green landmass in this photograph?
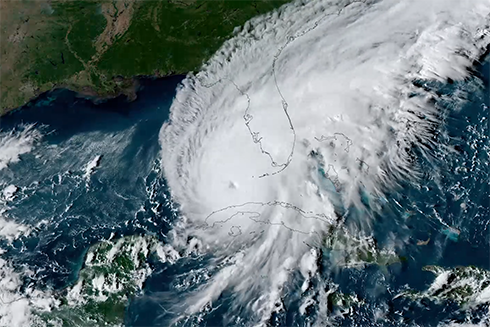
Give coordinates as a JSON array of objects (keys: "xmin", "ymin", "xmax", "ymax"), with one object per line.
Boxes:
[
  {"xmin": 32, "ymin": 235, "xmax": 177, "ymax": 327},
  {"xmin": 0, "ymin": 0, "xmax": 289, "ymax": 115},
  {"xmin": 398, "ymin": 265, "xmax": 490, "ymax": 307},
  {"xmin": 321, "ymin": 225, "xmax": 403, "ymax": 268}
]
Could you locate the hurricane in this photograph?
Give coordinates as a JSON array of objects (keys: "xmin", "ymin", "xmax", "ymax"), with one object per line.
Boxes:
[{"xmin": 159, "ymin": 0, "xmax": 490, "ymax": 324}]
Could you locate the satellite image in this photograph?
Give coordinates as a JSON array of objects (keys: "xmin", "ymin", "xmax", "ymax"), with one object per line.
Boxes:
[{"xmin": 0, "ymin": 0, "xmax": 489, "ymax": 326}]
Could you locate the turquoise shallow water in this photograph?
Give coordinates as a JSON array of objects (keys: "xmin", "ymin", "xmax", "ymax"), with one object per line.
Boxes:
[{"xmin": 0, "ymin": 56, "xmax": 488, "ymax": 326}]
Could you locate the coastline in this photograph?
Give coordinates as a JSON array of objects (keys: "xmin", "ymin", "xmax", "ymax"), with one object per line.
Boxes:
[{"xmin": 0, "ymin": 73, "xmax": 186, "ymax": 118}]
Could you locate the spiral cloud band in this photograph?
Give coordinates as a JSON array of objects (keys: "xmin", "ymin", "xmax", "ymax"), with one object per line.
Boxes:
[{"xmin": 159, "ymin": 0, "xmax": 489, "ymax": 322}]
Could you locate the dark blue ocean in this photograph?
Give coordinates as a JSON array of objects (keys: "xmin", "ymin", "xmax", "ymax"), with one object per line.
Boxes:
[{"xmin": 0, "ymin": 56, "xmax": 488, "ymax": 327}]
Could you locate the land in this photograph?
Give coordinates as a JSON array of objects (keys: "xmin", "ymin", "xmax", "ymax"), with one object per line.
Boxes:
[
  {"xmin": 33, "ymin": 235, "xmax": 170, "ymax": 326},
  {"xmin": 0, "ymin": 0, "xmax": 290, "ymax": 115},
  {"xmin": 400, "ymin": 265, "xmax": 490, "ymax": 307}
]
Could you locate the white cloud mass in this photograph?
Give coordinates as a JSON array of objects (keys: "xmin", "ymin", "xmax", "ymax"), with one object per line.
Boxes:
[
  {"xmin": 0, "ymin": 124, "xmax": 42, "ymax": 171},
  {"xmin": 160, "ymin": 0, "xmax": 489, "ymax": 323}
]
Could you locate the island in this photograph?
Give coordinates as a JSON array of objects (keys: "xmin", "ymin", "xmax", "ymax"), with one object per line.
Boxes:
[{"xmin": 33, "ymin": 235, "xmax": 178, "ymax": 327}]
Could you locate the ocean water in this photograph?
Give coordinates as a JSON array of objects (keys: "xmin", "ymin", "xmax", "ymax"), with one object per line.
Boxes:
[
  {"xmin": 0, "ymin": 58, "xmax": 487, "ymax": 326},
  {"xmin": 0, "ymin": 77, "xmax": 183, "ymax": 325}
]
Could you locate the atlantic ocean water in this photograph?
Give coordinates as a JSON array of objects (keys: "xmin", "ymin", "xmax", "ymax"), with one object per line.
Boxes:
[{"xmin": 0, "ymin": 52, "xmax": 489, "ymax": 327}]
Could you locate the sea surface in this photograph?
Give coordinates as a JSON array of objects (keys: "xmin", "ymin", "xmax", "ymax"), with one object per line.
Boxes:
[
  {"xmin": 0, "ymin": 55, "xmax": 488, "ymax": 326},
  {"xmin": 0, "ymin": 77, "xmax": 183, "ymax": 325}
]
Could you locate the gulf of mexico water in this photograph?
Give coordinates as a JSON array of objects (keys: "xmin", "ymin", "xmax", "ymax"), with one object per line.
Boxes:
[
  {"xmin": 0, "ymin": 55, "xmax": 488, "ymax": 327},
  {"xmin": 0, "ymin": 76, "xmax": 183, "ymax": 323}
]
